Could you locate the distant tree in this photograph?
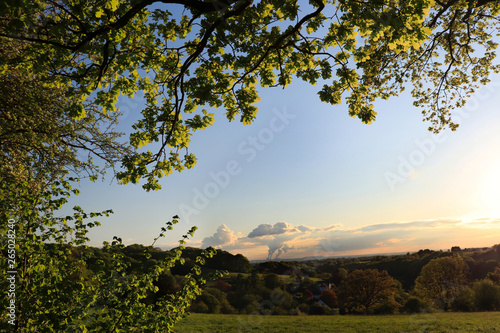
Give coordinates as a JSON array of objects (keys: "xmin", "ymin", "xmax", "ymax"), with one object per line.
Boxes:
[
  {"xmin": 401, "ymin": 296, "xmax": 431, "ymax": 314},
  {"xmin": 467, "ymin": 258, "xmax": 500, "ymax": 281},
  {"xmin": 451, "ymin": 287, "xmax": 475, "ymax": 312},
  {"xmin": 338, "ymin": 268, "xmax": 348, "ymax": 281},
  {"xmin": 202, "ymin": 287, "xmax": 236, "ymax": 314},
  {"xmin": 338, "ymin": 269, "xmax": 400, "ymax": 314},
  {"xmin": 414, "ymin": 254, "xmax": 469, "ymax": 310},
  {"xmin": 191, "ymin": 291, "xmax": 221, "ymax": 314},
  {"xmin": 202, "ymin": 250, "xmax": 251, "ymax": 272},
  {"xmin": 487, "ymin": 266, "xmax": 500, "ymax": 285},
  {"xmin": 331, "ymin": 272, "xmax": 342, "ymax": 287},
  {"xmin": 264, "ymin": 273, "xmax": 283, "ymax": 290},
  {"xmin": 155, "ymin": 273, "xmax": 179, "ymax": 297},
  {"xmin": 473, "ymin": 279, "xmax": 500, "ymax": 311},
  {"xmin": 309, "ymin": 302, "xmax": 330, "ymax": 315},
  {"xmin": 302, "ymin": 290, "xmax": 314, "ymax": 302},
  {"xmin": 248, "ymin": 269, "xmax": 262, "ymax": 288},
  {"xmin": 317, "ymin": 272, "xmax": 332, "ymax": 282},
  {"xmin": 320, "ymin": 289, "xmax": 338, "ymax": 308},
  {"xmin": 271, "ymin": 288, "xmax": 295, "ymax": 312},
  {"xmin": 171, "ymin": 257, "xmax": 196, "ymax": 275},
  {"xmin": 213, "ymin": 280, "xmax": 232, "ymax": 292},
  {"xmin": 232, "ymin": 254, "xmax": 253, "ymax": 273},
  {"xmin": 300, "ymin": 277, "xmax": 316, "ymax": 292}
]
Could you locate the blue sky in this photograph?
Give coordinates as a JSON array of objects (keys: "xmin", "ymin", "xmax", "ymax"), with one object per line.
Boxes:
[{"xmin": 64, "ymin": 69, "xmax": 500, "ymax": 260}]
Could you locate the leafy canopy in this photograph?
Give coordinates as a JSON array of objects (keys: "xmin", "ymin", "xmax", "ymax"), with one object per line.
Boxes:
[
  {"xmin": 338, "ymin": 268, "xmax": 400, "ymax": 314},
  {"xmin": 0, "ymin": 12, "xmax": 218, "ymax": 332},
  {"xmin": 414, "ymin": 254, "xmax": 469, "ymax": 310},
  {"xmin": 2, "ymin": 0, "xmax": 499, "ymax": 190}
]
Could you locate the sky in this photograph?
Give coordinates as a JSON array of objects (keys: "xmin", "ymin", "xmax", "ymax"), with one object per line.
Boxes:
[
  {"xmin": 63, "ymin": 70, "xmax": 500, "ymax": 261},
  {"xmin": 61, "ymin": 7, "xmax": 500, "ymax": 261}
]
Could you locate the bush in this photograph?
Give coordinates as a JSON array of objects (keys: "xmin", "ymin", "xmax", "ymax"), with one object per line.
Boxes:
[
  {"xmin": 195, "ymin": 292, "xmax": 221, "ymax": 314},
  {"xmin": 372, "ymin": 302, "xmax": 399, "ymax": 314},
  {"xmin": 451, "ymin": 287, "xmax": 475, "ymax": 312},
  {"xmin": 309, "ymin": 302, "xmax": 337, "ymax": 315},
  {"xmin": 264, "ymin": 273, "xmax": 283, "ymax": 290},
  {"xmin": 272, "ymin": 306, "xmax": 289, "ymax": 315},
  {"xmin": 402, "ymin": 296, "xmax": 431, "ymax": 314},
  {"xmin": 473, "ymin": 279, "xmax": 500, "ymax": 311},
  {"xmin": 298, "ymin": 303, "xmax": 310, "ymax": 315},
  {"xmin": 190, "ymin": 301, "xmax": 210, "ymax": 313}
]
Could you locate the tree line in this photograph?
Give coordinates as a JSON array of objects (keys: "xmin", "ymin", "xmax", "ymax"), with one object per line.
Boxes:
[
  {"xmin": 14, "ymin": 242, "xmax": 499, "ymax": 317},
  {"xmin": 187, "ymin": 244, "xmax": 500, "ymax": 315}
]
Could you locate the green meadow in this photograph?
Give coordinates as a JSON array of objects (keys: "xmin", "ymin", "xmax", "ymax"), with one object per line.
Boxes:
[{"xmin": 174, "ymin": 312, "xmax": 500, "ymax": 333}]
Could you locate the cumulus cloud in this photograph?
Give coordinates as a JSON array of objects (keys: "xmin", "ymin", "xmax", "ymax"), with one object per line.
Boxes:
[
  {"xmin": 247, "ymin": 221, "xmax": 298, "ymax": 238},
  {"xmin": 201, "ymin": 224, "xmax": 239, "ymax": 248}
]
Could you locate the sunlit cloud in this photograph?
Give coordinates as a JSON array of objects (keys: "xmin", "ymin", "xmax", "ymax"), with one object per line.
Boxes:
[
  {"xmin": 247, "ymin": 222, "xmax": 298, "ymax": 238},
  {"xmin": 201, "ymin": 224, "xmax": 240, "ymax": 248},
  {"xmin": 460, "ymin": 217, "xmax": 500, "ymax": 228},
  {"xmin": 356, "ymin": 219, "xmax": 459, "ymax": 232},
  {"xmin": 185, "ymin": 217, "xmax": 500, "ymax": 261},
  {"xmin": 297, "ymin": 224, "xmax": 342, "ymax": 233}
]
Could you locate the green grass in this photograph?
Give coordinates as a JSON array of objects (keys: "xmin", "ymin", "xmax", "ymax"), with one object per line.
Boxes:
[{"xmin": 173, "ymin": 312, "xmax": 500, "ymax": 332}]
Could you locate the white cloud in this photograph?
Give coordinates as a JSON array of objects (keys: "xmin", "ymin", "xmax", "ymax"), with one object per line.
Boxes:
[
  {"xmin": 201, "ymin": 224, "xmax": 239, "ymax": 248},
  {"xmin": 247, "ymin": 221, "xmax": 298, "ymax": 238}
]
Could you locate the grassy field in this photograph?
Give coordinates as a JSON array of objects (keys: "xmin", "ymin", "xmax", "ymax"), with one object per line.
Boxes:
[{"xmin": 173, "ymin": 312, "xmax": 500, "ymax": 332}]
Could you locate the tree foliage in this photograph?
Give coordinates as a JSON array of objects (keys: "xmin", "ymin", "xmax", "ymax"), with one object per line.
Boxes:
[
  {"xmin": 414, "ymin": 254, "xmax": 469, "ymax": 310},
  {"xmin": 472, "ymin": 278, "xmax": 500, "ymax": 311},
  {"xmin": 1, "ymin": 206, "xmax": 219, "ymax": 331},
  {"xmin": 338, "ymin": 269, "xmax": 400, "ymax": 314},
  {"xmin": 2, "ymin": 0, "xmax": 500, "ymax": 191},
  {"xmin": 320, "ymin": 288, "xmax": 338, "ymax": 308}
]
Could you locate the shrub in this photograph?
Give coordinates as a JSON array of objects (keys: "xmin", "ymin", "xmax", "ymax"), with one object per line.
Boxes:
[
  {"xmin": 402, "ymin": 296, "xmax": 431, "ymax": 314},
  {"xmin": 451, "ymin": 287, "xmax": 475, "ymax": 312},
  {"xmin": 309, "ymin": 302, "xmax": 329, "ymax": 315},
  {"xmin": 473, "ymin": 279, "xmax": 500, "ymax": 311}
]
